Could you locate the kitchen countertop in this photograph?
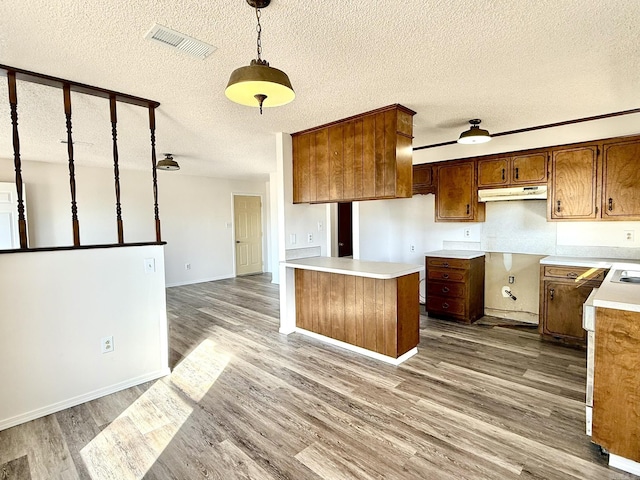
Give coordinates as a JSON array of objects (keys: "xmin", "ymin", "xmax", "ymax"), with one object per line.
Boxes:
[
  {"xmin": 282, "ymin": 256, "xmax": 423, "ymax": 279},
  {"xmin": 592, "ymin": 262, "xmax": 640, "ymax": 313},
  {"xmin": 425, "ymin": 250, "xmax": 485, "ymax": 260},
  {"xmin": 539, "ymin": 256, "xmax": 630, "ymax": 269}
]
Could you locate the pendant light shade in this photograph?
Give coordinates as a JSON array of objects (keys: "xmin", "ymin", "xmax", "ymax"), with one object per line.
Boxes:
[
  {"xmin": 458, "ymin": 119, "xmax": 491, "ymax": 144},
  {"xmin": 157, "ymin": 153, "xmax": 180, "ymax": 171},
  {"xmin": 226, "ymin": 0, "xmax": 294, "ymax": 114}
]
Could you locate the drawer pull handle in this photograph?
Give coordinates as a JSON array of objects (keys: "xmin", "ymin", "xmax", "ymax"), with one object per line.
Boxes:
[
  {"xmin": 501, "ymin": 168, "xmax": 505, "ymax": 181},
  {"xmin": 442, "ymin": 262, "xmax": 449, "ymax": 268},
  {"xmin": 466, "ymin": 204, "xmax": 470, "ymax": 215},
  {"xmin": 442, "ymin": 303, "xmax": 449, "ymax": 309},
  {"xmin": 557, "ymin": 200, "xmax": 561, "ymax": 213},
  {"xmin": 442, "ymin": 274, "xmax": 449, "ymax": 279},
  {"xmin": 608, "ymin": 197, "xmax": 613, "ymax": 211},
  {"xmin": 567, "ymin": 272, "xmax": 578, "ymax": 278},
  {"xmin": 515, "ymin": 167, "xmax": 519, "ymax": 180},
  {"xmin": 550, "ymin": 288, "xmax": 554, "ymax": 300},
  {"xmin": 442, "ymin": 287, "xmax": 450, "ymax": 293}
]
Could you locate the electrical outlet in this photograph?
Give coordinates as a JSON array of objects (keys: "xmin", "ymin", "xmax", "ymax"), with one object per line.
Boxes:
[
  {"xmin": 624, "ymin": 230, "xmax": 635, "ymax": 243},
  {"xmin": 508, "ymin": 275, "xmax": 515, "ymax": 284},
  {"xmin": 185, "ymin": 263, "xmax": 191, "ymax": 270},
  {"xmin": 144, "ymin": 258, "xmax": 155, "ymax": 273},
  {"xmin": 410, "ymin": 245, "xmax": 415, "ymax": 252},
  {"xmin": 101, "ymin": 336, "xmax": 114, "ymax": 354},
  {"xmin": 307, "ymin": 233, "xmax": 313, "ymax": 243},
  {"xmin": 464, "ymin": 228, "xmax": 471, "ymax": 238}
]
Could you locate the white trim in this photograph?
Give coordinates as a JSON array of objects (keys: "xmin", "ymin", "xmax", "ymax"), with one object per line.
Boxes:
[
  {"xmin": 609, "ymin": 453, "xmax": 640, "ymax": 476},
  {"xmin": 166, "ymin": 274, "xmax": 234, "ymax": 288},
  {"xmin": 294, "ymin": 328, "xmax": 418, "ymax": 365},
  {"xmin": 0, "ymin": 368, "xmax": 171, "ymax": 431}
]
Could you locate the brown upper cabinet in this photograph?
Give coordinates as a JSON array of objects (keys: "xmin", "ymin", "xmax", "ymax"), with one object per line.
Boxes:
[
  {"xmin": 292, "ymin": 104, "xmax": 416, "ymax": 204},
  {"xmin": 435, "ymin": 160, "xmax": 485, "ymax": 222},
  {"xmin": 549, "ymin": 143, "xmax": 600, "ymax": 220},
  {"xmin": 412, "ymin": 163, "xmax": 435, "ymax": 195},
  {"xmin": 602, "ymin": 137, "xmax": 640, "ymax": 219},
  {"xmin": 477, "ymin": 150, "xmax": 548, "ymax": 188}
]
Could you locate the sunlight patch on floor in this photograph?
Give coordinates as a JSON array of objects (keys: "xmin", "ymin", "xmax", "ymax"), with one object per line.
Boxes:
[{"xmin": 79, "ymin": 339, "xmax": 230, "ymax": 479}]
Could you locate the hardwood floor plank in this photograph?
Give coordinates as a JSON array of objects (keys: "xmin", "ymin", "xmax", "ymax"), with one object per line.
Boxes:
[{"xmin": 1, "ymin": 273, "xmax": 635, "ymax": 479}]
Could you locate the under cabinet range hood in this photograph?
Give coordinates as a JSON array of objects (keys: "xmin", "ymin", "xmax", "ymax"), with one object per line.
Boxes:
[{"xmin": 478, "ymin": 185, "xmax": 547, "ymax": 202}]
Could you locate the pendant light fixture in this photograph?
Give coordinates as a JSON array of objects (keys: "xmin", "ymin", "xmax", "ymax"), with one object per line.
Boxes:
[
  {"xmin": 157, "ymin": 153, "xmax": 180, "ymax": 171},
  {"xmin": 457, "ymin": 119, "xmax": 491, "ymax": 144},
  {"xmin": 225, "ymin": 0, "xmax": 295, "ymax": 114}
]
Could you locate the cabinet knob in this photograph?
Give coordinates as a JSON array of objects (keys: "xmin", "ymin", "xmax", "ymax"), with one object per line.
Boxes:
[
  {"xmin": 567, "ymin": 272, "xmax": 578, "ymax": 278},
  {"xmin": 442, "ymin": 273, "xmax": 449, "ymax": 279},
  {"xmin": 442, "ymin": 302, "xmax": 449, "ymax": 309},
  {"xmin": 550, "ymin": 288, "xmax": 555, "ymax": 300},
  {"xmin": 442, "ymin": 287, "xmax": 450, "ymax": 293},
  {"xmin": 442, "ymin": 262, "xmax": 449, "ymax": 268}
]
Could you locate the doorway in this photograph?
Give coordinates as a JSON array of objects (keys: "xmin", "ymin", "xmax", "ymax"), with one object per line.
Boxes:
[
  {"xmin": 233, "ymin": 195, "xmax": 263, "ymax": 276},
  {"xmin": 337, "ymin": 202, "xmax": 353, "ymax": 257},
  {"xmin": 0, "ymin": 182, "xmax": 25, "ymax": 249}
]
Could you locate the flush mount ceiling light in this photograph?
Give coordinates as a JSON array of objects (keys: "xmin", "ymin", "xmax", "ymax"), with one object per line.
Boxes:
[
  {"xmin": 157, "ymin": 153, "xmax": 180, "ymax": 171},
  {"xmin": 457, "ymin": 119, "xmax": 491, "ymax": 144},
  {"xmin": 225, "ymin": 0, "xmax": 295, "ymax": 114}
]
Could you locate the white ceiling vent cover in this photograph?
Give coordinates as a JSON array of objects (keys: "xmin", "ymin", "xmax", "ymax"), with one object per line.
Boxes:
[{"xmin": 145, "ymin": 24, "xmax": 217, "ymax": 59}]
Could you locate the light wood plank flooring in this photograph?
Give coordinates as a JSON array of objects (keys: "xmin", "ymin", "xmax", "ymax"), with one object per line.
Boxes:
[{"xmin": 0, "ymin": 274, "xmax": 636, "ymax": 479}]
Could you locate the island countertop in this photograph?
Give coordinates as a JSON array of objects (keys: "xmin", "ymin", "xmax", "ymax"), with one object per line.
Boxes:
[
  {"xmin": 424, "ymin": 250, "xmax": 485, "ymax": 260},
  {"xmin": 592, "ymin": 262, "xmax": 640, "ymax": 313},
  {"xmin": 282, "ymin": 256, "xmax": 423, "ymax": 279}
]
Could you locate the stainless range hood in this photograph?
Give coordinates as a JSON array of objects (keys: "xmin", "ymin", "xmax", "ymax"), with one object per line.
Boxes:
[{"xmin": 478, "ymin": 185, "xmax": 547, "ymax": 202}]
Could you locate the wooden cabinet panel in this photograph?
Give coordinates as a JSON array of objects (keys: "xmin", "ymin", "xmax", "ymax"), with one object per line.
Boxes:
[
  {"xmin": 292, "ymin": 104, "xmax": 415, "ymax": 204},
  {"xmin": 328, "ymin": 124, "xmax": 344, "ymax": 201},
  {"xmin": 478, "ymin": 158, "xmax": 509, "ymax": 187},
  {"xmin": 549, "ymin": 145, "xmax": 599, "ymax": 220},
  {"xmin": 512, "ymin": 152, "xmax": 547, "ymax": 185},
  {"xmin": 435, "ymin": 161, "xmax": 484, "ymax": 222},
  {"xmin": 602, "ymin": 138, "xmax": 640, "ymax": 219},
  {"xmin": 538, "ymin": 264, "xmax": 608, "ymax": 346},
  {"xmin": 593, "ymin": 307, "xmax": 640, "ymax": 462},
  {"xmin": 425, "ymin": 255, "xmax": 485, "ymax": 323},
  {"xmin": 412, "ymin": 163, "xmax": 434, "ymax": 195},
  {"xmin": 294, "ymin": 270, "xmax": 419, "ymax": 358}
]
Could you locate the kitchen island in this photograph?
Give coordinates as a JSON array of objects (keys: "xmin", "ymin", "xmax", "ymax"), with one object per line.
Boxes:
[{"xmin": 280, "ymin": 256, "xmax": 423, "ymax": 365}]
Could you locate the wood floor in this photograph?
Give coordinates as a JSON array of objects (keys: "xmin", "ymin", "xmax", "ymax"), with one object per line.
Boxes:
[{"xmin": 0, "ymin": 274, "xmax": 636, "ymax": 479}]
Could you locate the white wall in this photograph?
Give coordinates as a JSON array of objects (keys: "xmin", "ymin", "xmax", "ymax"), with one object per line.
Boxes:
[
  {"xmin": 0, "ymin": 158, "xmax": 269, "ymax": 286},
  {"xmin": 0, "ymin": 245, "xmax": 169, "ymax": 430}
]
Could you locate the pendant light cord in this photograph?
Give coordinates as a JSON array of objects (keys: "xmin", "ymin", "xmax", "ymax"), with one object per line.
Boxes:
[{"xmin": 255, "ymin": 7, "xmax": 262, "ymax": 61}]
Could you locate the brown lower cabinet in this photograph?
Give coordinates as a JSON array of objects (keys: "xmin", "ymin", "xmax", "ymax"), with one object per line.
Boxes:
[
  {"xmin": 425, "ymin": 255, "xmax": 485, "ymax": 323},
  {"xmin": 538, "ymin": 265, "xmax": 608, "ymax": 345},
  {"xmin": 294, "ymin": 269, "xmax": 419, "ymax": 358}
]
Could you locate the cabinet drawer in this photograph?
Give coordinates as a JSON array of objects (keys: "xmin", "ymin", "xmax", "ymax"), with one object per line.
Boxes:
[
  {"xmin": 427, "ymin": 268, "xmax": 467, "ymax": 283},
  {"xmin": 427, "ymin": 296, "xmax": 466, "ymax": 317},
  {"xmin": 426, "ymin": 257, "xmax": 468, "ymax": 269},
  {"xmin": 543, "ymin": 266, "xmax": 607, "ymax": 282},
  {"xmin": 427, "ymin": 281, "xmax": 466, "ymax": 299}
]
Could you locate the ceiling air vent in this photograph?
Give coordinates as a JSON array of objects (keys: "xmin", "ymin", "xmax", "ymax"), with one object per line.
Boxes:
[{"xmin": 144, "ymin": 24, "xmax": 217, "ymax": 59}]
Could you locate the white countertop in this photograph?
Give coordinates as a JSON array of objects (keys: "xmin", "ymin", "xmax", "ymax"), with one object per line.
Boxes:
[
  {"xmin": 282, "ymin": 257, "xmax": 423, "ymax": 279},
  {"xmin": 424, "ymin": 250, "xmax": 485, "ymax": 260},
  {"xmin": 593, "ymin": 262, "xmax": 640, "ymax": 313},
  {"xmin": 539, "ymin": 256, "xmax": 630, "ymax": 268}
]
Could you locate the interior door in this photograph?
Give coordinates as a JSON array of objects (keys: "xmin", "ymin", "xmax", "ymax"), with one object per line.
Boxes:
[
  {"xmin": 337, "ymin": 202, "xmax": 352, "ymax": 257},
  {"xmin": 234, "ymin": 195, "xmax": 263, "ymax": 276},
  {"xmin": 0, "ymin": 182, "xmax": 25, "ymax": 249}
]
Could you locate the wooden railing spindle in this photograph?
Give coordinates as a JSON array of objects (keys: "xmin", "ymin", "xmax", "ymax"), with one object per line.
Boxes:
[
  {"xmin": 7, "ymin": 71, "xmax": 28, "ymax": 249},
  {"xmin": 149, "ymin": 105, "xmax": 161, "ymax": 242},
  {"xmin": 63, "ymin": 84, "xmax": 80, "ymax": 246},
  {"xmin": 110, "ymin": 96, "xmax": 124, "ymax": 244}
]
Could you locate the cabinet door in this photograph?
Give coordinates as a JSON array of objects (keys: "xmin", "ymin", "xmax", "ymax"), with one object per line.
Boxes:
[
  {"xmin": 412, "ymin": 164, "xmax": 434, "ymax": 195},
  {"xmin": 328, "ymin": 124, "xmax": 344, "ymax": 201},
  {"xmin": 477, "ymin": 158, "xmax": 509, "ymax": 187},
  {"xmin": 512, "ymin": 152, "xmax": 548, "ymax": 185},
  {"xmin": 542, "ymin": 281, "xmax": 592, "ymax": 341},
  {"xmin": 314, "ymin": 128, "xmax": 330, "ymax": 202},
  {"xmin": 602, "ymin": 139, "xmax": 640, "ymax": 219},
  {"xmin": 292, "ymin": 132, "xmax": 313, "ymax": 203},
  {"xmin": 435, "ymin": 161, "xmax": 481, "ymax": 221},
  {"xmin": 549, "ymin": 146, "xmax": 599, "ymax": 220}
]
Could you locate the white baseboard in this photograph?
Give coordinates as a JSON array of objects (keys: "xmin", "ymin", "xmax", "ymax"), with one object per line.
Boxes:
[
  {"xmin": 294, "ymin": 328, "xmax": 418, "ymax": 365},
  {"xmin": 483, "ymin": 308, "xmax": 538, "ymax": 324},
  {"xmin": 0, "ymin": 368, "xmax": 171, "ymax": 432},
  {"xmin": 166, "ymin": 274, "xmax": 234, "ymax": 288},
  {"xmin": 610, "ymin": 453, "xmax": 640, "ymax": 476}
]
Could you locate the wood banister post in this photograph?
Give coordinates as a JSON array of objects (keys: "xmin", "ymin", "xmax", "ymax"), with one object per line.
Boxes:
[
  {"xmin": 63, "ymin": 84, "xmax": 80, "ymax": 246},
  {"xmin": 7, "ymin": 71, "xmax": 28, "ymax": 249},
  {"xmin": 110, "ymin": 96, "xmax": 124, "ymax": 244},
  {"xmin": 149, "ymin": 105, "xmax": 161, "ymax": 242}
]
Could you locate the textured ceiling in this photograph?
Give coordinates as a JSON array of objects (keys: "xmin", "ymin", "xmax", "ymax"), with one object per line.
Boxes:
[{"xmin": 0, "ymin": 0, "xmax": 639, "ymax": 180}]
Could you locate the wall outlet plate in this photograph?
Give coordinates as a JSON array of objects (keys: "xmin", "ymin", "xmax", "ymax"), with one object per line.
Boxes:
[
  {"xmin": 101, "ymin": 336, "xmax": 114, "ymax": 354},
  {"xmin": 144, "ymin": 258, "xmax": 155, "ymax": 273}
]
